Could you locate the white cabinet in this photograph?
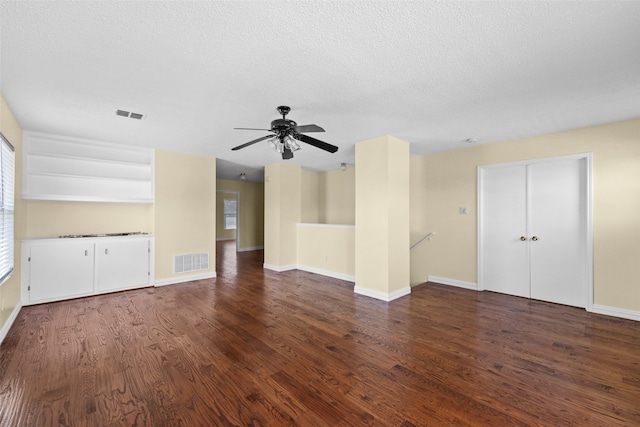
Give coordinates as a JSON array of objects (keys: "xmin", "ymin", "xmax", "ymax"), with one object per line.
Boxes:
[
  {"xmin": 95, "ymin": 239, "xmax": 150, "ymax": 294},
  {"xmin": 29, "ymin": 241, "xmax": 95, "ymax": 303},
  {"xmin": 22, "ymin": 235, "xmax": 154, "ymax": 305}
]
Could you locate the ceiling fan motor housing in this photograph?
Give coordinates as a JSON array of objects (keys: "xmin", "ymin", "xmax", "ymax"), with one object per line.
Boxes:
[{"xmin": 271, "ymin": 118, "xmax": 297, "ymax": 134}]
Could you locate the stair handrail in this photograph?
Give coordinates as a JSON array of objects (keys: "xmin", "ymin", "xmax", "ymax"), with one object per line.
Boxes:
[{"xmin": 410, "ymin": 231, "xmax": 436, "ymax": 250}]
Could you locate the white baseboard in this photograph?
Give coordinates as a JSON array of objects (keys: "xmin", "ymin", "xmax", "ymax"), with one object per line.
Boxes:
[
  {"xmin": 426, "ymin": 277, "xmax": 639, "ymax": 322},
  {"xmin": 238, "ymin": 246, "xmax": 264, "ymax": 252},
  {"xmin": 354, "ymin": 286, "xmax": 411, "ymax": 302},
  {"xmin": 296, "ymin": 265, "xmax": 355, "ymax": 283},
  {"xmin": 0, "ymin": 302, "xmax": 22, "ymax": 346},
  {"xmin": 590, "ymin": 304, "xmax": 640, "ymax": 322},
  {"xmin": 155, "ymin": 271, "xmax": 217, "ymax": 287},
  {"xmin": 428, "ymin": 275, "xmax": 477, "ymax": 291},
  {"xmin": 263, "ymin": 263, "xmax": 297, "ymax": 272}
]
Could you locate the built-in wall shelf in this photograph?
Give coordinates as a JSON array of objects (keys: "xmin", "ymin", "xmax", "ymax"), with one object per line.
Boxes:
[{"xmin": 23, "ymin": 132, "xmax": 154, "ymax": 203}]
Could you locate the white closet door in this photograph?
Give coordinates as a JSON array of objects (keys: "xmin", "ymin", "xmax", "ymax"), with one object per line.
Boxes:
[
  {"xmin": 529, "ymin": 158, "xmax": 587, "ymax": 307},
  {"xmin": 480, "ymin": 165, "xmax": 529, "ymax": 298}
]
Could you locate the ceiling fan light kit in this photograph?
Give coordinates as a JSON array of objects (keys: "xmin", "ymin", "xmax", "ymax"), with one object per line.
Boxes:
[{"xmin": 232, "ymin": 106, "xmax": 338, "ymax": 160}]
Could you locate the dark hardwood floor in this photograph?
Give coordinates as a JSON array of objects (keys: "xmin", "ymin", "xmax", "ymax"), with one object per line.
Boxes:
[{"xmin": 1, "ymin": 240, "xmax": 639, "ymax": 426}]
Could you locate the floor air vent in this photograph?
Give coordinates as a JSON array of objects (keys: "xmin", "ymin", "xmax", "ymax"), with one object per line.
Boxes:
[{"xmin": 174, "ymin": 253, "xmax": 209, "ymax": 274}]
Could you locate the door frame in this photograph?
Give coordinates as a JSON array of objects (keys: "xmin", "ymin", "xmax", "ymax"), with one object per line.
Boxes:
[{"xmin": 477, "ymin": 153, "xmax": 594, "ymax": 311}]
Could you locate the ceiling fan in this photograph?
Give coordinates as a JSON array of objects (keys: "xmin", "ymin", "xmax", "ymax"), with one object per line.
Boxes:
[{"xmin": 232, "ymin": 106, "xmax": 338, "ymax": 160}]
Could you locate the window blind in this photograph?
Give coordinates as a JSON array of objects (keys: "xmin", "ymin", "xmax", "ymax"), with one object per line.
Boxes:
[
  {"xmin": 223, "ymin": 198, "xmax": 237, "ymax": 230},
  {"xmin": 0, "ymin": 132, "xmax": 15, "ymax": 286}
]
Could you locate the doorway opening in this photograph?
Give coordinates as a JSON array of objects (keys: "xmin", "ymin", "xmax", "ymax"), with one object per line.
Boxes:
[
  {"xmin": 216, "ymin": 190, "xmax": 240, "ymax": 276},
  {"xmin": 217, "ymin": 190, "xmax": 239, "ymax": 250}
]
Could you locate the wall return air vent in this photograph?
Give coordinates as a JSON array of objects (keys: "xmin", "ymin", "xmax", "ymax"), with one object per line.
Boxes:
[
  {"xmin": 116, "ymin": 109, "xmax": 145, "ymax": 120},
  {"xmin": 174, "ymin": 253, "xmax": 209, "ymax": 274}
]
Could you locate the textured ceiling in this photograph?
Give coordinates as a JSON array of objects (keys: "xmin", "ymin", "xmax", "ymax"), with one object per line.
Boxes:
[{"xmin": 2, "ymin": 1, "xmax": 639, "ymax": 181}]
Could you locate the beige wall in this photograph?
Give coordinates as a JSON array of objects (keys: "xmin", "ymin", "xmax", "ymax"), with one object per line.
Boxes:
[
  {"xmin": 410, "ymin": 118, "xmax": 640, "ymax": 311},
  {"xmin": 25, "ymin": 201, "xmax": 153, "ymax": 238},
  {"xmin": 0, "ymin": 93, "xmax": 25, "ymax": 332},
  {"xmin": 300, "ymin": 167, "xmax": 356, "ymax": 225},
  {"xmin": 216, "ymin": 191, "xmax": 237, "ymax": 241},
  {"xmin": 319, "ymin": 167, "xmax": 355, "ymax": 224},
  {"xmin": 301, "ymin": 169, "xmax": 319, "ymax": 223},
  {"xmin": 297, "ymin": 224, "xmax": 355, "ymax": 278},
  {"xmin": 264, "ymin": 163, "xmax": 301, "ymax": 267},
  {"xmin": 216, "ymin": 179, "xmax": 264, "ymax": 250},
  {"xmin": 154, "ymin": 150, "xmax": 216, "ymax": 280}
]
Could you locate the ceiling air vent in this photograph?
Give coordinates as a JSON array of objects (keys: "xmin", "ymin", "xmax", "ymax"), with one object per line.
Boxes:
[{"xmin": 116, "ymin": 109, "xmax": 145, "ymax": 120}]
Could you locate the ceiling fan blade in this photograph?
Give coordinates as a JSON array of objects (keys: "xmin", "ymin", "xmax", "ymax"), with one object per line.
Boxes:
[
  {"xmin": 234, "ymin": 127, "xmax": 272, "ymax": 131},
  {"xmin": 231, "ymin": 134, "xmax": 274, "ymax": 151},
  {"xmin": 282, "ymin": 146, "xmax": 294, "ymax": 160},
  {"xmin": 295, "ymin": 133, "xmax": 338, "ymax": 153},
  {"xmin": 294, "ymin": 124, "xmax": 325, "ymax": 133}
]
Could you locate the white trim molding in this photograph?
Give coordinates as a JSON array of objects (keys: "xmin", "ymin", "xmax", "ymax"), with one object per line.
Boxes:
[
  {"xmin": 154, "ymin": 271, "xmax": 216, "ymax": 287},
  {"xmin": 354, "ymin": 286, "xmax": 411, "ymax": 302},
  {"xmin": 296, "ymin": 223, "xmax": 355, "ymax": 229},
  {"xmin": 263, "ymin": 263, "xmax": 353, "ymax": 281},
  {"xmin": 296, "ymin": 265, "xmax": 355, "ymax": 283},
  {"xmin": 263, "ymin": 263, "xmax": 296, "ymax": 272},
  {"xmin": 590, "ymin": 304, "xmax": 640, "ymax": 322},
  {"xmin": 0, "ymin": 302, "xmax": 22, "ymax": 346},
  {"xmin": 428, "ymin": 275, "xmax": 478, "ymax": 291},
  {"xmin": 238, "ymin": 246, "xmax": 264, "ymax": 252}
]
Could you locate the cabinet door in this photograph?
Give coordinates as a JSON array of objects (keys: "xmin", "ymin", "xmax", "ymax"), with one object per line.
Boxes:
[
  {"xmin": 29, "ymin": 242, "xmax": 94, "ymax": 303},
  {"xmin": 95, "ymin": 239, "xmax": 150, "ymax": 293}
]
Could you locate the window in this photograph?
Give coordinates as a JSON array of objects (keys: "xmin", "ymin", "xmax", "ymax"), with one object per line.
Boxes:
[
  {"xmin": 0, "ymin": 132, "xmax": 15, "ymax": 286},
  {"xmin": 223, "ymin": 198, "xmax": 237, "ymax": 230}
]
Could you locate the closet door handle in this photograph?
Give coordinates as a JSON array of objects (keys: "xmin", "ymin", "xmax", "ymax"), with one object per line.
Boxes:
[
  {"xmin": 531, "ymin": 236, "xmax": 538, "ymax": 241},
  {"xmin": 520, "ymin": 236, "xmax": 526, "ymax": 241}
]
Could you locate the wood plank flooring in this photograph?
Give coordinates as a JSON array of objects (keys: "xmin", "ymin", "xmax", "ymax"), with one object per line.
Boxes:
[{"xmin": 1, "ymin": 240, "xmax": 639, "ymax": 426}]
